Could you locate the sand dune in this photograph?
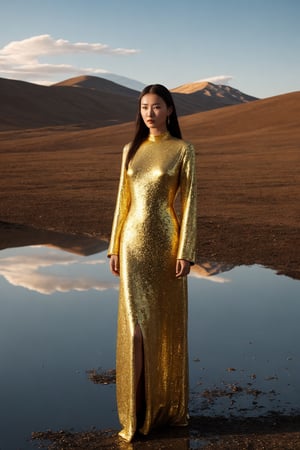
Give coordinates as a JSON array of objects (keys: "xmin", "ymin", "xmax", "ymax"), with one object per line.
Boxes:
[
  {"xmin": 0, "ymin": 90, "xmax": 299, "ymax": 278},
  {"xmin": 0, "ymin": 75, "xmax": 257, "ymax": 130}
]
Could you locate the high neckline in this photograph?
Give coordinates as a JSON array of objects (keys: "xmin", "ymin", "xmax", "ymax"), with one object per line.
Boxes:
[{"xmin": 147, "ymin": 131, "xmax": 170, "ymax": 143}]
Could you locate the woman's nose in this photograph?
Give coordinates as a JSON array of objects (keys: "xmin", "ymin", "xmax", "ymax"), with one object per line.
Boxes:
[{"xmin": 147, "ymin": 108, "xmax": 154, "ymax": 117}]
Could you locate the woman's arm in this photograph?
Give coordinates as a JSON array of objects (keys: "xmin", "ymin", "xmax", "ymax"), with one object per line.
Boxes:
[
  {"xmin": 109, "ymin": 254, "xmax": 120, "ymax": 276},
  {"xmin": 107, "ymin": 144, "xmax": 131, "ymax": 260},
  {"xmin": 176, "ymin": 143, "xmax": 197, "ymax": 266}
]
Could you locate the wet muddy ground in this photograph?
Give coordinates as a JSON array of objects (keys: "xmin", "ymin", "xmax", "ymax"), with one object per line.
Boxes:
[
  {"xmin": 31, "ymin": 412, "xmax": 300, "ymax": 449},
  {"xmin": 30, "ymin": 368, "xmax": 300, "ymax": 449}
]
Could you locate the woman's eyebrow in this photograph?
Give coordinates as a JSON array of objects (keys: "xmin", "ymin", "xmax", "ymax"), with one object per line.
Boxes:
[{"xmin": 141, "ymin": 102, "xmax": 161, "ymax": 106}]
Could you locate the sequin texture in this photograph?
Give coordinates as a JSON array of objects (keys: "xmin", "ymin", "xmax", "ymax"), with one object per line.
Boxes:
[{"xmin": 107, "ymin": 132, "xmax": 197, "ymax": 441}]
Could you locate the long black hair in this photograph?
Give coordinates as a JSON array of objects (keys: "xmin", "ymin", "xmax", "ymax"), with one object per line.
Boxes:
[{"xmin": 125, "ymin": 84, "xmax": 182, "ymax": 169}]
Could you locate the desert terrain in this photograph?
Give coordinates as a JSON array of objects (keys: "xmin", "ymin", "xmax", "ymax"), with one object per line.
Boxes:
[
  {"xmin": 0, "ymin": 81, "xmax": 299, "ymax": 279},
  {"xmin": 0, "ymin": 77, "xmax": 300, "ymax": 448}
]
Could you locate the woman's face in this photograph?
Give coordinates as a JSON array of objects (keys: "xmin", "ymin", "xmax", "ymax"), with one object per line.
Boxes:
[{"xmin": 140, "ymin": 93, "xmax": 172, "ymax": 135}]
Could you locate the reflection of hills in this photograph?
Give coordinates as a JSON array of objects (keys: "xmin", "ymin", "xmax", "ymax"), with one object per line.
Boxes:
[
  {"xmin": 0, "ymin": 222, "xmax": 298, "ymax": 280},
  {"xmin": 0, "ymin": 75, "xmax": 257, "ymax": 130},
  {"xmin": 0, "ymin": 222, "xmax": 106, "ymax": 256},
  {"xmin": 0, "ymin": 222, "xmax": 234, "ymax": 276},
  {"xmin": 191, "ymin": 261, "xmax": 234, "ymax": 277}
]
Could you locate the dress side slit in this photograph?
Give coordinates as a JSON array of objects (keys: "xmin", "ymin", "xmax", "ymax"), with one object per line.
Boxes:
[{"xmin": 134, "ymin": 324, "xmax": 146, "ymax": 425}]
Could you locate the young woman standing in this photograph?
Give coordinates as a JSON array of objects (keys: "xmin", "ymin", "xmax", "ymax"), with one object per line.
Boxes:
[{"xmin": 108, "ymin": 84, "xmax": 197, "ymax": 442}]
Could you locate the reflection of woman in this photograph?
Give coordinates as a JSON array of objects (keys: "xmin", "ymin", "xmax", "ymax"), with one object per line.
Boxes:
[{"xmin": 108, "ymin": 84, "xmax": 197, "ymax": 442}]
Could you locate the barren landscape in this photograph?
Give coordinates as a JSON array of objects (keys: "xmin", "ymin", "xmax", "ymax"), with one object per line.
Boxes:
[
  {"xmin": 0, "ymin": 77, "xmax": 300, "ymax": 448},
  {"xmin": 1, "ymin": 80, "xmax": 299, "ymax": 279}
]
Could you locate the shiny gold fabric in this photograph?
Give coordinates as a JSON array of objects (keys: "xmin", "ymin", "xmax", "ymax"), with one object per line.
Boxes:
[{"xmin": 107, "ymin": 132, "xmax": 197, "ymax": 442}]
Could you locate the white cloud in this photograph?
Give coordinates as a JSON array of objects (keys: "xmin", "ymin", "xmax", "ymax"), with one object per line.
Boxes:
[
  {"xmin": 0, "ymin": 34, "xmax": 139, "ymax": 58},
  {"xmin": 0, "ymin": 34, "xmax": 140, "ymax": 83},
  {"xmin": 195, "ymin": 75, "xmax": 233, "ymax": 85}
]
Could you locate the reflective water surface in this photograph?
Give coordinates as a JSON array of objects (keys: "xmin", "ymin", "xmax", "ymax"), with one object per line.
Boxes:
[{"xmin": 0, "ymin": 244, "xmax": 299, "ymax": 449}]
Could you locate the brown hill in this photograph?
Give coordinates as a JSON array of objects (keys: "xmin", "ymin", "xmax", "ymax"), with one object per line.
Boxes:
[
  {"xmin": 181, "ymin": 91, "xmax": 300, "ymax": 226},
  {"xmin": 0, "ymin": 76, "xmax": 258, "ymax": 130},
  {"xmin": 1, "ymin": 90, "xmax": 299, "ymax": 278},
  {"xmin": 56, "ymin": 76, "xmax": 258, "ymax": 116},
  {"xmin": 181, "ymin": 90, "xmax": 300, "ymax": 138},
  {"xmin": 0, "ymin": 76, "xmax": 138, "ymax": 130}
]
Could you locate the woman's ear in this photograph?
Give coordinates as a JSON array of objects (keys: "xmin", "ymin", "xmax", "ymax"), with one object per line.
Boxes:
[{"xmin": 167, "ymin": 106, "xmax": 173, "ymax": 116}]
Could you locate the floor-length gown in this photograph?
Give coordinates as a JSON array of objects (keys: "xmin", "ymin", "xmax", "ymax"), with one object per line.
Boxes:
[{"xmin": 107, "ymin": 131, "xmax": 197, "ymax": 442}]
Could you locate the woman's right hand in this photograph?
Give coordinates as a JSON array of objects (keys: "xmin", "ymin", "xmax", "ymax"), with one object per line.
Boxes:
[{"xmin": 109, "ymin": 254, "xmax": 120, "ymax": 276}]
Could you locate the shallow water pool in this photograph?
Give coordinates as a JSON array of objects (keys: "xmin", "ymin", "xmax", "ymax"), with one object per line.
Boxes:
[{"xmin": 0, "ymin": 244, "xmax": 299, "ymax": 449}]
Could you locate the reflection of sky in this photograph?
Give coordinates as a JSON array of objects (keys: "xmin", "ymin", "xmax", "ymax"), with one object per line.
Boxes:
[{"xmin": 0, "ymin": 246, "xmax": 119, "ymax": 295}]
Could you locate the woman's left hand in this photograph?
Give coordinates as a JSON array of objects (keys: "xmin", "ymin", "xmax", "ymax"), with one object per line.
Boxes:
[{"xmin": 176, "ymin": 259, "xmax": 191, "ymax": 278}]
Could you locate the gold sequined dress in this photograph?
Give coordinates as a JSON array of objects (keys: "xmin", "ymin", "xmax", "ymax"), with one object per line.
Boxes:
[{"xmin": 107, "ymin": 132, "xmax": 197, "ymax": 441}]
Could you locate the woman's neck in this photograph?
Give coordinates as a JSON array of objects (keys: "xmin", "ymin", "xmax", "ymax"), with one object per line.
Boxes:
[{"xmin": 148, "ymin": 126, "xmax": 167, "ymax": 136}]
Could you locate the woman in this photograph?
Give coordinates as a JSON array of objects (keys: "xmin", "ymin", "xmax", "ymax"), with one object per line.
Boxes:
[{"xmin": 108, "ymin": 84, "xmax": 197, "ymax": 442}]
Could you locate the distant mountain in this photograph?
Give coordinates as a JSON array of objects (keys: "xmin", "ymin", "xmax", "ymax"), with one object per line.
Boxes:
[
  {"xmin": 0, "ymin": 75, "xmax": 258, "ymax": 130},
  {"xmin": 172, "ymin": 81, "xmax": 257, "ymax": 107},
  {"xmin": 53, "ymin": 75, "xmax": 139, "ymax": 97}
]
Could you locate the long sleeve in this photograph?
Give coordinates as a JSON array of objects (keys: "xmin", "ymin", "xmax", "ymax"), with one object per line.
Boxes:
[
  {"xmin": 176, "ymin": 143, "xmax": 197, "ymax": 263},
  {"xmin": 107, "ymin": 144, "xmax": 131, "ymax": 256}
]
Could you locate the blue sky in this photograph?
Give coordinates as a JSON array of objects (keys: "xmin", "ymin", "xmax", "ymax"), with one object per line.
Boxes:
[{"xmin": 0, "ymin": 0, "xmax": 299, "ymax": 98}]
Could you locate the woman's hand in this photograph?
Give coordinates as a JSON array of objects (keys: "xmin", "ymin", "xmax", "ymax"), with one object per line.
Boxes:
[
  {"xmin": 176, "ymin": 259, "xmax": 191, "ymax": 278},
  {"xmin": 109, "ymin": 254, "xmax": 120, "ymax": 276}
]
